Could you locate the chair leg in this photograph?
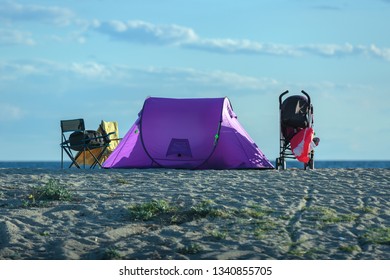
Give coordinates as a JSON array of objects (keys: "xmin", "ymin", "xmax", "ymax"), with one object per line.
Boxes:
[
  {"xmin": 83, "ymin": 148, "xmax": 86, "ymax": 169},
  {"xmin": 87, "ymin": 148, "xmax": 104, "ymax": 169},
  {"xmin": 68, "ymin": 149, "xmax": 82, "ymax": 169},
  {"xmin": 89, "ymin": 146, "xmax": 109, "ymax": 169}
]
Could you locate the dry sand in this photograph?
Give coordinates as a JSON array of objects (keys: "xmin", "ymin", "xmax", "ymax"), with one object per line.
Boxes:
[{"xmin": 0, "ymin": 168, "xmax": 389, "ymax": 260}]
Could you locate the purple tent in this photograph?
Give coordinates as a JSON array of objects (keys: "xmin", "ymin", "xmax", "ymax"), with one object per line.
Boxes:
[{"xmin": 103, "ymin": 97, "xmax": 274, "ymax": 169}]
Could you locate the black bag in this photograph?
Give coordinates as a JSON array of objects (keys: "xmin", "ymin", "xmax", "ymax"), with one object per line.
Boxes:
[{"xmin": 69, "ymin": 130, "xmax": 104, "ymax": 151}]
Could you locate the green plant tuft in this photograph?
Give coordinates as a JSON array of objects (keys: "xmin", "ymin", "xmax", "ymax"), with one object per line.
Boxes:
[
  {"xmin": 26, "ymin": 179, "xmax": 73, "ymax": 207},
  {"xmin": 242, "ymin": 204, "xmax": 273, "ymax": 219},
  {"xmin": 360, "ymin": 227, "xmax": 390, "ymax": 245},
  {"xmin": 127, "ymin": 199, "xmax": 175, "ymax": 221},
  {"xmin": 178, "ymin": 243, "xmax": 203, "ymax": 255},
  {"xmin": 208, "ymin": 229, "xmax": 228, "ymax": 240},
  {"xmin": 102, "ymin": 246, "xmax": 122, "ymax": 260},
  {"xmin": 305, "ymin": 206, "xmax": 357, "ymax": 224},
  {"xmin": 339, "ymin": 245, "xmax": 361, "ymax": 253}
]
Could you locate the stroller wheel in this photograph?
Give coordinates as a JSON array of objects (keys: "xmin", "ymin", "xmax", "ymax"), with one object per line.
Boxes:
[
  {"xmin": 276, "ymin": 158, "xmax": 286, "ymax": 170},
  {"xmin": 309, "ymin": 159, "xmax": 314, "ymax": 169},
  {"xmin": 304, "ymin": 159, "xmax": 314, "ymax": 170}
]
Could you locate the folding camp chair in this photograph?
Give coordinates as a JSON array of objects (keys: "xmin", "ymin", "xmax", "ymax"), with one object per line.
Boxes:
[
  {"xmin": 74, "ymin": 121, "xmax": 120, "ymax": 167},
  {"xmin": 60, "ymin": 119, "xmax": 113, "ymax": 169}
]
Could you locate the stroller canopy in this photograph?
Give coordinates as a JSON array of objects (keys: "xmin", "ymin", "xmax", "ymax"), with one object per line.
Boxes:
[
  {"xmin": 103, "ymin": 97, "xmax": 274, "ymax": 169},
  {"xmin": 281, "ymin": 95, "xmax": 310, "ymax": 129}
]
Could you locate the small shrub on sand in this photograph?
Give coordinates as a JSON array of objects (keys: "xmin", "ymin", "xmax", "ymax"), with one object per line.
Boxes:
[
  {"xmin": 208, "ymin": 229, "xmax": 228, "ymax": 240},
  {"xmin": 360, "ymin": 227, "xmax": 390, "ymax": 245},
  {"xmin": 127, "ymin": 199, "xmax": 232, "ymax": 225},
  {"xmin": 304, "ymin": 206, "xmax": 357, "ymax": 225},
  {"xmin": 253, "ymin": 219, "xmax": 278, "ymax": 238},
  {"xmin": 339, "ymin": 244, "xmax": 361, "ymax": 253},
  {"xmin": 189, "ymin": 200, "xmax": 229, "ymax": 219},
  {"xmin": 189, "ymin": 200, "xmax": 214, "ymax": 217},
  {"xmin": 242, "ymin": 204, "xmax": 273, "ymax": 219},
  {"xmin": 102, "ymin": 246, "xmax": 122, "ymax": 260},
  {"xmin": 178, "ymin": 243, "xmax": 203, "ymax": 255},
  {"xmin": 25, "ymin": 179, "xmax": 73, "ymax": 207},
  {"xmin": 355, "ymin": 206, "xmax": 378, "ymax": 215},
  {"xmin": 127, "ymin": 199, "xmax": 176, "ymax": 221}
]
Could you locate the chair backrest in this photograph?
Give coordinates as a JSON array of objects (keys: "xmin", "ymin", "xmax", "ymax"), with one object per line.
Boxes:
[
  {"xmin": 98, "ymin": 121, "xmax": 120, "ymax": 150},
  {"xmin": 61, "ymin": 119, "xmax": 85, "ymax": 133}
]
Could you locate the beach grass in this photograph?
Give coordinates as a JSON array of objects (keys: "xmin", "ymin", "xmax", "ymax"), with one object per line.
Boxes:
[
  {"xmin": 178, "ymin": 243, "xmax": 204, "ymax": 255},
  {"xmin": 189, "ymin": 199, "xmax": 231, "ymax": 219},
  {"xmin": 356, "ymin": 206, "xmax": 379, "ymax": 215},
  {"xmin": 339, "ymin": 244, "xmax": 361, "ymax": 253},
  {"xmin": 242, "ymin": 204, "xmax": 273, "ymax": 218},
  {"xmin": 127, "ymin": 199, "xmax": 176, "ymax": 221},
  {"xmin": 102, "ymin": 246, "xmax": 122, "ymax": 260},
  {"xmin": 24, "ymin": 179, "xmax": 73, "ymax": 207},
  {"xmin": 208, "ymin": 229, "xmax": 229, "ymax": 240},
  {"xmin": 303, "ymin": 206, "xmax": 358, "ymax": 226},
  {"xmin": 360, "ymin": 227, "xmax": 390, "ymax": 245},
  {"xmin": 127, "ymin": 199, "xmax": 235, "ymax": 225}
]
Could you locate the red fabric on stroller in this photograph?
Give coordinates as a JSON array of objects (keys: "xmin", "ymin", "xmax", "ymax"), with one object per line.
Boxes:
[{"xmin": 290, "ymin": 127, "xmax": 314, "ymax": 163}]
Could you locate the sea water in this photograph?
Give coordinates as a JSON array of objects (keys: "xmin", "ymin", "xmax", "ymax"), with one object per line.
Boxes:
[{"xmin": 0, "ymin": 161, "xmax": 389, "ymax": 169}]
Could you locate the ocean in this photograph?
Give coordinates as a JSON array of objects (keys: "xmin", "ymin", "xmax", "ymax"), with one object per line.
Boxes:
[{"xmin": 0, "ymin": 161, "xmax": 389, "ymax": 169}]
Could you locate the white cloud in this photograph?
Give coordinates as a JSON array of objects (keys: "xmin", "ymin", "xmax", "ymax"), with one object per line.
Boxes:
[
  {"xmin": 1, "ymin": 2, "xmax": 388, "ymax": 62},
  {"xmin": 299, "ymin": 43, "xmax": 355, "ymax": 57},
  {"xmin": 181, "ymin": 69, "xmax": 279, "ymax": 90},
  {"xmin": 0, "ymin": 28, "xmax": 35, "ymax": 45},
  {"xmin": 0, "ymin": 103, "xmax": 24, "ymax": 121},
  {"xmin": 184, "ymin": 39, "xmax": 299, "ymax": 56},
  {"xmin": 93, "ymin": 20, "xmax": 198, "ymax": 45},
  {"xmin": 365, "ymin": 44, "xmax": 390, "ymax": 61},
  {"xmin": 70, "ymin": 62, "xmax": 112, "ymax": 79},
  {"xmin": 187, "ymin": 39, "xmax": 390, "ymax": 61},
  {"xmin": 298, "ymin": 43, "xmax": 390, "ymax": 61},
  {"xmin": 90, "ymin": 19, "xmax": 390, "ymax": 62},
  {"xmin": 1, "ymin": 59, "xmax": 380, "ymax": 96},
  {"xmin": 0, "ymin": 59, "xmax": 281, "ymax": 94},
  {"xmin": 0, "ymin": 60, "xmax": 52, "ymax": 77},
  {"xmin": 0, "ymin": 0, "xmax": 75, "ymax": 26}
]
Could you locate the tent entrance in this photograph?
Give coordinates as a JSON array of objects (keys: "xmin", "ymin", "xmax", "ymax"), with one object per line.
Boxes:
[{"xmin": 166, "ymin": 138, "xmax": 193, "ymax": 158}]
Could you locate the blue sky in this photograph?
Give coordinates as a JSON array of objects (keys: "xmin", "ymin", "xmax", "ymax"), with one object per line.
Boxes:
[{"xmin": 0, "ymin": 0, "xmax": 389, "ymax": 161}]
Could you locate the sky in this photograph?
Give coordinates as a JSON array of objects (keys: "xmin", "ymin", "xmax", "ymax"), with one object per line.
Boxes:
[{"xmin": 0, "ymin": 0, "xmax": 389, "ymax": 162}]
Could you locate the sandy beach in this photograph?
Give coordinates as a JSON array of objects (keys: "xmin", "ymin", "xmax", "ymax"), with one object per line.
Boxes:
[{"xmin": 0, "ymin": 168, "xmax": 389, "ymax": 260}]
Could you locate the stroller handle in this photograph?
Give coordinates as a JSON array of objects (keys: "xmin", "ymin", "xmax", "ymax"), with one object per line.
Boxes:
[
  {"xmin": 279, "ymin": 90, "xmax": 289, "ymax": 106},
  {"xmin": 279, "ymin": 90, "xmax": 311, "ymax": 107},
  {"xmin": 301, "ymin": 90, "xmax": 311, "ymax": 105}
]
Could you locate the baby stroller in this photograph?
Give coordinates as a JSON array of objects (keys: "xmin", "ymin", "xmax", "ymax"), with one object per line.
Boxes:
[{"xmin": 276, "ymin": 90, "xmax": 316, "ymax": 170}]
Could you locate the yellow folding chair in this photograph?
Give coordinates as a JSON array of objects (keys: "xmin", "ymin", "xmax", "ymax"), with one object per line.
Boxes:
[{"xmin": 75, "ymin": 120, "xmax": 120, "ymax": 168}]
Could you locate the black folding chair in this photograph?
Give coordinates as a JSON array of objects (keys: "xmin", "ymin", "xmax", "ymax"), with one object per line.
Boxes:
[{"xmin": 60, "ymin": 119, "xmax": 112, "ymax": 169}]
